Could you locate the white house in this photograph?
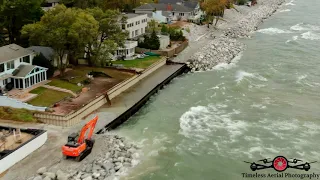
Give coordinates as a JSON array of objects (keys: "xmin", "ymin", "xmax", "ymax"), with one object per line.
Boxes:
[
  {"xmin": 0, "ymin": 44, "xmax": 48, "ymax": 90},
  {"xmin": 42, "ymin": 0, "xmax": 60, "ymax": 11},
  {"xmin": 152, "ymin": 10, "xmax": 173, "ymax": 24},
  {"xmin": 115, "ymin": 13, "xmax": 148, "ymax": 60},
  {"xmin": 134, "ymin": 0, "xmax": 201, "ymax": 21}
]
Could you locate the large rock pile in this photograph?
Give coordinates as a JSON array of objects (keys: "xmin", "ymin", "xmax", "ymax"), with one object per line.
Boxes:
[
  {"xmin": 188, "ymin": 36, "xmax": 245, "ymax": 72},
  {"xmin": 187, "ymin": 0, "xmax": 285, "ymax": 71},
  {"xmin": 224, "ymin": 0, "xmax": 286, "ymax": 38},
  {"xmin": 28, "ymin": 135, "xmax": 140, "ymax": 180}
]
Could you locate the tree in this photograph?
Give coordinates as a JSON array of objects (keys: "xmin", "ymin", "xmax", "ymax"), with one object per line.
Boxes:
[
  {"xmin": 60, "ymin": 0, "xmax": 102, "ymax": 8},
  {"xmin": 21, "ymin": 5, "xmax": 99, "ymax": 76},
  {"xmin": 85, "ymin": 8, "xmax": 128, "ymax": 66},
  {"xmin": 0, "ymin": 0, "xmax": 44, "ymax": 45},
  {"xmin": 161, "ymin": 24, "xmax": 168, "ymax": 34},
  {"xmin": 138, "ymin": 30, "xmax": 160, "ymax": 50},
  {"xmin": 146, "ymin": 19, "xmax": 161, "ymax": 33},
  {"xmin": 149, "ymin": 30, "xmax": 160, "ymax": 50},
  {"xmin": 32, "ymin": 53, "xmax": 55, "ymax": 79},
  {"xmin": 199, "ymin": 0, "xmax": 228, "ymax": 28}
]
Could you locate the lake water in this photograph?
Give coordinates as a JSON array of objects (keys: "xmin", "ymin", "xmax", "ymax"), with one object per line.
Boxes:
[{"xmin": 113, "ymin": 0, "xmax": 320, "ymax": 179}]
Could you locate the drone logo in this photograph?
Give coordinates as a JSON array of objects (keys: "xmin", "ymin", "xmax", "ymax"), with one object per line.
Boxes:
[{"xmin": 244, "ymin": 156, "xmax": 317, "ymax": 172}]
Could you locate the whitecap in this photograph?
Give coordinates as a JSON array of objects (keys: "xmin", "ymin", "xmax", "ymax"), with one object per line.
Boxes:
[
  {"xmin": 279, "ymin": 9, "xmax": 291, "ymax": 12},
  {"xmin": 301, "ymin": 31, "xmax": 320, "ymax": 40},
  {"xmin": 290, "ymin": 23, "xmax": 320, "ymax": 31},
  {"xmin": 286, "ymin": 35, "xmax": 299, "ymax": 44},
  {"xmin": 179, "ymin": 104, "xmax": 248, "ymax": 142},
  {"xmin": 236, "ymin": 70, "xmax": 268, "ymax": 83},
  {"xmin": 257, "ymin": 27, "xmax": 292, "ymax": 35},
  {"xmin": 285, "ymin": 0, "xmax": 295, "ymax": 6},
  {"xmin": 250, "ymin": 103, "xmax": 267, "ymax": 109},
  {"xmin": 296, "ymin": 74, "xmax": 307, "ymax": 84},
  {"xmin": 211, "ymin": 52, "xmax": 243, "ymax": 70}
]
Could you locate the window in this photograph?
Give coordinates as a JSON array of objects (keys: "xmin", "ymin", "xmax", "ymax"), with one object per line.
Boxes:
[
  {"xmin": 172, "ymin": 12, "xmax": 175, "ymax": 15},
  {"xmin": 132, "ymin": 31, "xmax": 134, "ymax": 38},
  {"xmin": 21, "ymin": 55, "xmax": 30, "ymax": 63},
  {"xmin": 179, "ymin": 13, "xmax": 184, "ymax": 16},
  {"xmin": 127, "ymin": 24, "xmax": 130, "ymax": 28},
  {"xmin": 122, "ymin": 24, "xmax": 126, "ymax": 30},
  {"xmin": 0, "ymin": 63, "xmax": 4, "ymax": 73},
  {"xmin": 3, "ymin": 79, "xmax": 7, "ymax": 85},
  {"xmin": 6, "ymin": 61, "xmax": 14, "ymax": 70}
]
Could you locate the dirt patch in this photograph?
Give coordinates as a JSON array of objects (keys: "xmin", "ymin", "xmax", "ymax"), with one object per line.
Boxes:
[{"xmin": 52, "ymin": 77, "xmax": 123, "ymax": 115}]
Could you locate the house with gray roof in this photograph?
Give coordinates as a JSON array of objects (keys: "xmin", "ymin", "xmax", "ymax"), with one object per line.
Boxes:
[
  {"xmin": 42, "ymin": 0, "xmax": 60, "ymax": 11},
  {"xmin": 134, "ymin": 0, "xmax": 201, "ymax": 21},
  {"xmin": 0, "ymin": 44, "xmax": 48, "ymax": 90}
]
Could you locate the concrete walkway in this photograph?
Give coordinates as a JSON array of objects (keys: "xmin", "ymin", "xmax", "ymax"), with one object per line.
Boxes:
[{"xmin": 93, "ymin": 64, "xmax": 185, "ymax": 131}]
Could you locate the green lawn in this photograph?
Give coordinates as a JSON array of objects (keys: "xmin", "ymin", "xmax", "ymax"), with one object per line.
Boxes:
[
  {"xmin": 112, "ymin": 56, "xmax": 162, "ymax": 69},
  {"xmin": 28, "ymin": 87, "xmax": 70, "ymax": 107},
  {"xmin": 0, "ymin": 107, "xmax": 36, "ymax": 122},
  {"xmin": 48, "ymin": 79, "xmax": 82, "ymax": 93}
]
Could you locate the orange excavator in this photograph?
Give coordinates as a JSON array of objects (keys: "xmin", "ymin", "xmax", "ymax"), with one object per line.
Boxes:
[{"xmin": 62, "ymin": 116, "xmax": 98, "ymax": 161}]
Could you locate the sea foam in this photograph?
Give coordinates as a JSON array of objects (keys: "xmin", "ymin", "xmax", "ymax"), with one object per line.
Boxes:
[{"xmin": 257, "ymin": 27, "xmax": 292, "ymax": 35}]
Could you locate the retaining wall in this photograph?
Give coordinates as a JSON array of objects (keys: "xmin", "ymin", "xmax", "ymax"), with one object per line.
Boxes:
[
  {"xmin": 0, "ymin": 128, "xmax": 47, "ymax": 174},
  {"xmin": 34, "ymin": 58, "xmax": 167, "ymax": 127},
  {"xmin": 136, "ymin": 40, "xmax": 189, "ymax": 58}
]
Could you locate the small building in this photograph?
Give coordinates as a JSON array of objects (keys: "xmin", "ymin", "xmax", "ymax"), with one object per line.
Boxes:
[
  {"xmin": 115, "ymin": 13, "xmax": 148, "ymax": 60},
  {"xmin": 41, "ymin": 0, "xmax": 60, "ymax": 11},
  {"xmin": 0, "ymin": 44, "xmax": 48, "ymax": 90},
  {"xmin": 27, "ymin": 46, "xmax": 67, "ymax": 68},
  {"xmin": 158, "ymin": 35, "xmax": 170, "ymax": 49}
]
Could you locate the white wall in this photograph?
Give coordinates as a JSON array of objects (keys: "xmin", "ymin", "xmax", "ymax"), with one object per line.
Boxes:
[
  {"xmin": 0, "ymin": 131, "xmax": 47, "ymax": 174},
  {"xmin": 172, "ymin": 12, "xmax": 191, "ymax": 21},
  {"xmin": 124, "ymin": 14, "xmax": 148, "ymax": 39}
]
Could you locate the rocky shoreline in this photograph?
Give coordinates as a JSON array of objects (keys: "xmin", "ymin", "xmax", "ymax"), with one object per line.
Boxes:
[
  {"xmin": 28, "ymin": 135, "xmax": 140, "ymax": 180},
  {"xmin": 188, "ymin": 0, "xmax": 286, "ymax": 72}
]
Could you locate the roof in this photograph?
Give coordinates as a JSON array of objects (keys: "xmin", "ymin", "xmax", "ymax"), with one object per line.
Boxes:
[
  {"xmin": 134, "ymin": 3, "xmax": 193, "ymax": 12},
  {"xmin": 124, "ymin": 13, "xmax": 141, "ymax": 19},
  {"xmin": 13, "ymin": 64, "xmax": 36, "ymax": 77},
  {"xmin": 27, "ymin": 46, "xmax": 54, "ymax": 61},
  {"xmin": 158, "ymin": 0, "xmax": 198, "ymax": 8},
  {"xmin": 0, "ymin": 44, "xmax": 34, "ymax": 64}
]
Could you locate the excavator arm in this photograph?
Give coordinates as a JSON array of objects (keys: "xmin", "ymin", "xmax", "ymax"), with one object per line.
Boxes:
[{"xmin": 77, "ymin": 116, "xmax": 98, "ymax": 144}]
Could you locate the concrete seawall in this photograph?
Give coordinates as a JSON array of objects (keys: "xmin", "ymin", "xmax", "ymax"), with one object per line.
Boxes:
[{"xmin": 96, "ymin": 62, "xmax": 189, "ymax": 133}]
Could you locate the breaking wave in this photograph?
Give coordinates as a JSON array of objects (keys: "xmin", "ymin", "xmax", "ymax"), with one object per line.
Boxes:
[
  {"xmin": 235, "ymin": 70, "xmax": 268, "ymax": 83},
  {"xmin": 179, "ymin": 105, "xmax": 247, "ymax": 142},
  {"xmin": 285, "ymin": 0, "xmax": 295, "ymax": 6},
  {"xmin": 279, "ymin": 9, "xmax": 291, "ymax": 12},
  {"xmin": 211, "ymin": 52, "xmax": 243, "ymax": 71},
  {"xmin": 301, "ymin": 31, "xmax": 320, "ymax": 40},
  {"xmin": 257, "ymin": 27, "xmax": 292, "ymax": 35},
  {"xmin": 290, "ymin": 23, "xmax": 320, "ymax": 31}
]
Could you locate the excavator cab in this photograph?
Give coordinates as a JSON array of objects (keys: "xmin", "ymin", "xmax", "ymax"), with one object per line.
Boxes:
[
  {"xmin": 66, "ymin": 133, "xmax": 79, "ymax": 147},
  {"xmin": 62, "ymin": 116, "xmax": 98, "ymax": 161}
]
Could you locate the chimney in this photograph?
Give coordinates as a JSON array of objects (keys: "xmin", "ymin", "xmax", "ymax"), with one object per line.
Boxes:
[{"xmin": 167, "ymin": 3, "xmax": 173, "ymax": 11}]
